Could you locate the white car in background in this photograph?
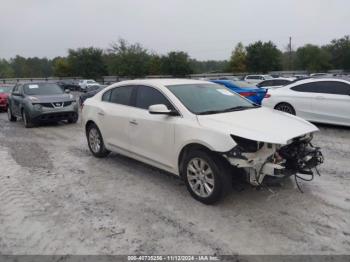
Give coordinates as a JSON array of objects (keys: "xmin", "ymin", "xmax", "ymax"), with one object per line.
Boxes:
[
  {"xmin": 78, "ymin": 79, "xmax": 99, "ymax": 91},
  {"xmin": 256, "ymin": 78, "xmax": 294, "ymax": 89},
  {"xmin": 262, "ymin": 78, "xmax": 350, "ymax": 127},
  {"xmin": 244, "ymin": 75, "xmax": 273, "ymax": 85},
  {"xmin": 82, "ymin": 79, "xmax": 323, "ymax": 204}
]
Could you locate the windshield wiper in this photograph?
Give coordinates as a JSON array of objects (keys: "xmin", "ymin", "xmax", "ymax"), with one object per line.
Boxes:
[
  {"xmin": 197, "ymin": 105, "xmax": 258, "ymax": 115},
  {"xmin": 197, "ymin": 110, "xmax": 223, "ymax": 115}
]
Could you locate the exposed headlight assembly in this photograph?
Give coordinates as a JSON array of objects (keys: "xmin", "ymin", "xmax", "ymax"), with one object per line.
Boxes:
[{"xmin": 231, "ymin": 135, "xmax": 264, "ymax": 153}]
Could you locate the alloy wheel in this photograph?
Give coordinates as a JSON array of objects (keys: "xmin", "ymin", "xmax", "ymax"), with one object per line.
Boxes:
[
  {"xmin": 89, "ymin": 128, "xmax": 101, "ymax": 153},
  {"xmin": 187, "ymin": 158, "xmax": 215, "ymax": 197}
]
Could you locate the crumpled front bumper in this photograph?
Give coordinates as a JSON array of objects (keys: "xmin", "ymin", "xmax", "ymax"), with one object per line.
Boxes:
[{"xmin": 224, "ymin": 141, "xmax": 324, "ymax": 186}]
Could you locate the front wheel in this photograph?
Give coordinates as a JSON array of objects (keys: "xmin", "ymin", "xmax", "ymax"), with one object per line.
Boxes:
[
  {"xmin": 7, "ymin": 106, "xmax": 17, "ymax": 122},
  {"xmin": 22, "ymin": 109, "xmax": 34, "ymax": 128},
  {"xmin": 68, "ymin": 114, "xmax": 78, "ymax": 124},
  {"xmin": 86, "ymin": 123, "xmax": 110, "ymax": 158},
  {"xmin": 274, "ymin": 102, "xmax": 296, "ymax": 115},
  {"xmin": 182, "ymin": 150, "xmax": 232, "ymax": 205}
]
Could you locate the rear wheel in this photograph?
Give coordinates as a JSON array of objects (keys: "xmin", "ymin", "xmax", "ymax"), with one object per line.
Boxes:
[
  {"xmin": 86, "ymin": 123, "xmax": 110, "ymax": 158},
  {"xmin": 182, "ymin": 150, "xmax": 232, "ymax": 205},
  {"xmin": 274, "ymin": 102, "xmax": 296, "ymax": 115},
  {"xmin": 7, "ymin": 106, "xmax": 17, "ymax": 122},
  {"xmin": 22, "ymin": 109, "xmax": 34, "ymax": 128}
]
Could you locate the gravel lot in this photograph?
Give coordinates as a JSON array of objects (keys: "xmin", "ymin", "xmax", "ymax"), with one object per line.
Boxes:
[{"xmin": 0, "ymin": 111, "xmax": 349, "ymax": 255}]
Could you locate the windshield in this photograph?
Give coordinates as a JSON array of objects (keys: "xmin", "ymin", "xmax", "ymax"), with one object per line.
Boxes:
[
  {"xmin": 0, "ymin": 86, "xmax": 13, "ymax": 94},
  {"xmin": 263, "ymin": 75, "xmax": 273, "ymax": 80},
  {"xmin": 166, "ymin": 83, "xmax": 256, "ymax": 115},
  {"xmin": 23, "ymin": 83, "xmax": 64, "ymax": 95}
]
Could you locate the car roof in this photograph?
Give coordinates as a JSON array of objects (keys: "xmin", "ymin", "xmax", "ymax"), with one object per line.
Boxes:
[
  {"xmin": 113, "ymin": 78, "xmax": 210, "ymax": 86},
  {"xmin": 281, "ymin": 77, "xmax": 350, "ymax": 89}
]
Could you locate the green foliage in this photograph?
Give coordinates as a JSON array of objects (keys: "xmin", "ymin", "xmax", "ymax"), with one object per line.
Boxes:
[
  {"xmin": 67, "ymin": 47, "xmax": 107, "ymax": 79},
  {"xmin": 147, "ymin": 54, "xmax": 162, "ymax": 75},
  {"xmin": 246, "ymin": 41, "xmax": 282, "ymax": 73},
  {"xmin": 106, "ymin": 39, "xmax": 151, "ymax": 77},
  {"xmin": 53, "ymin": 57, "xmax": 72, "ymax": 77},
  {"xmin": 229, "ymin": 42, "xmax": 247, "ymax": 73},
  {"xmin": 160, "ymin": 51, "xmax": 193, "ymax": 76},
  {"xmin": 9, "ymin": 55, "xmax": 53, "ymax": 78},
  {"xmin": 1, "ymin": 35, "xmax": 350, "ymax": 78},
  {"xmin": 190, "ymin": 59, "xmax": 229, "ymax": 74},
  {"xmin": 0, "ymin": 59, "xmax": 14, "ymax": 78},
  {"xmin": 325, "ymin": 35, "xmax": 350, "ymax": 70},
  {"xmin": 295, "ymin": 44, "xmax": 331, "ymax": 72}
]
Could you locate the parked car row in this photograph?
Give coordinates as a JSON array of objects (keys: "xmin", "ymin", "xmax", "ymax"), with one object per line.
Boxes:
[
  {"xmin": 6, "ymin": 77, "xmax": 350, "ymax": 204},
  {"xmin": 57, "ymin": 79, "xmax": 101, "ymax": 92}
]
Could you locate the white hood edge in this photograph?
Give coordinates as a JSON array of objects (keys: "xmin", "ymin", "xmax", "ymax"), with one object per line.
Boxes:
[{"xmin": 197, "ymin": 107, "xmax": 318, "ymax": 145}]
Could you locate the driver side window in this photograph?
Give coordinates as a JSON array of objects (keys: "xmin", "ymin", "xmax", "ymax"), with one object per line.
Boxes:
[{"xmin": 135, "ymin": 85, "xmax": 174, "ymax": 110}]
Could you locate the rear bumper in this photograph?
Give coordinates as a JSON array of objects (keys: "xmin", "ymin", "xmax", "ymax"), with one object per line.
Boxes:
[{"xmin": 0, "ymin": 103, "xmax": 7, "ymax": 110}]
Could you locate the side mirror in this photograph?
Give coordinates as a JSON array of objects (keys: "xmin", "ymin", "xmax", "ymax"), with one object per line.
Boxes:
[
  {"xmin": 12, "ymin": 92, "xmax": 22, "ymax": 97},
  {"xmin": 65, "ymin": 89, "xmax": 70, "ymax": 93},
  {"xmin": 148, "ymin": 104, "xmax": 178, "ymax": 116}
]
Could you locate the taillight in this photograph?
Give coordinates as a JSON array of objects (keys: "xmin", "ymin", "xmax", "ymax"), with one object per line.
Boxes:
[
  {"xmin": 265, "ymin": 93, "xmax": 271, "ymax": 98},
  {"xmin": 240, "ymin": 92, "xmax": 255, "ymax": 97}
]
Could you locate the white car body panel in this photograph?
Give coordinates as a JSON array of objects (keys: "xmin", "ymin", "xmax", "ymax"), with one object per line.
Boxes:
[
  {"xmin": 83, "ymin": 79, "xmax": 319, "ymax": 176},
  {"xmin": 262, "ymin": 78, "xmax": 350, "ymax": 127},
  {"xmin": 197, "ymin": 107, "xmax": 317, "ymax": 145},
  {"xmin": 79, "ymin": 79, "xmax": 98, "ymax": 90}
]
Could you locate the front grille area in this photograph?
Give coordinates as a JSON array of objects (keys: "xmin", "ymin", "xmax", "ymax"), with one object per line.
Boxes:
[
  {"xmin": 37, "ymin": 112, "xmax": 77, "ymax": 121},
  {"xmin": 35, "ymin": 101, "xmax": 74, "ymax": 108},
  {"xmin": 40, "ymin": 103, "xmax": 54, "ymax": 108}
]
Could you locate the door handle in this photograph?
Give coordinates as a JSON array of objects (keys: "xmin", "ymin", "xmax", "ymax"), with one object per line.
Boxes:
[{"xmin": 129, "ymin": 120, "xmax": 138, "ymax": 125}]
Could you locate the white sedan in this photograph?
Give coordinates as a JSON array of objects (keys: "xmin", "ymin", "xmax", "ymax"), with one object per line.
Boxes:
[
  {"xmin": 262, "ymin": 78, "xmax": 350, "ymax": 127},
  {"xmin": 82, "ymin": 79, "xmax": 323, "ymax": 204}
]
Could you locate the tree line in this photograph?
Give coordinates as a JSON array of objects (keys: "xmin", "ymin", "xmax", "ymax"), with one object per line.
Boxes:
[{"xmin": 1, "ymin": 35, "xmax": 349, "ymax": 79}]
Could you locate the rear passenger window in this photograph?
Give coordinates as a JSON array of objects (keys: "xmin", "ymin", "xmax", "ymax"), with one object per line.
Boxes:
[
  {"xmin": 109, "ymin": 86, "xmax": 134, "ymax": 106},
  {"xmin": 135, "ymin": 85, "xmax": 173, "ymax": 110},
  {"xmin": 292, "ymin": 81, "xmax": 350, "ymax": 95},
  {"xmin": 102, "ymin": 90, "xmax": 111, "ymax": 101}
]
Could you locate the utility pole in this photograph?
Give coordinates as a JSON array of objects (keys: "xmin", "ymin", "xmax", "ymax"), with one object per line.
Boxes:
[{"xmin": 289, "ymin": 36, "xmax": 292, "ymax": 71}]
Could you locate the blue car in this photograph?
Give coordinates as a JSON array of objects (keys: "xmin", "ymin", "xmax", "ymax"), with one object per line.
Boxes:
[{"xmin": 210, "ymin": 80, "xmax": 267, "ymax": 105}]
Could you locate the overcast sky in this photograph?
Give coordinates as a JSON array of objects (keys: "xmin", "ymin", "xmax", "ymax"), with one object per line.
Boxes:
[{"xmin": 0, "ymin": 0, "xmax": 349, "ymax": 60}]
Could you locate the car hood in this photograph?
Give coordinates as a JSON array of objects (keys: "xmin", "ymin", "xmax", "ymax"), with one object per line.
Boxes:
[
  {"xmin": 197, "ymin": 107, "xmax": 318, "ymax": 145},
  {"xmin": 27, "ymin": 94, "xmax": 74, "ymax": 103}
]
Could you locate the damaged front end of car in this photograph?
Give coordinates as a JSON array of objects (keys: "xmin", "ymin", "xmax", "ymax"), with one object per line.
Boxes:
[{"xmin": 223, "ymin": 134, "xmax": 324, "ymax": 188}]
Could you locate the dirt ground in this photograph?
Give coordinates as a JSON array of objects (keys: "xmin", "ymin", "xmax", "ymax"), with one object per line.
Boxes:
[{"xmin": 0, "ymin": 112, "xmax": 349, "ymax": 255}]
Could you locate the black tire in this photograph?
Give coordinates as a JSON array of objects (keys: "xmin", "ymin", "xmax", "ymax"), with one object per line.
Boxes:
[
  {"xmin": 86, "ymin": 123, "xmax": 110, "ymax": 158},
  {"xmin": 7, "ymin": 106, "xmax": 17, "ymax": 122},
  {"xmin": 68, "ymin": 114, "xmax": 78, "ymax": 124},
  {"xmin": 274, "ymin": 102, "xmax": 296, "ymax": 115},
  {"xmin": 182, "ymin": 150, "xmax": 232, "ymax": 205},
  {"xmin": 22, "ymin": 109, "xmax": 34, "ymax": 128}
]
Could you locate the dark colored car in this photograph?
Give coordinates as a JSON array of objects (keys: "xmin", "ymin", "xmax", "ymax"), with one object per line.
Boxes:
[
  {"xmin": 57, "ymin": 80, "xmax": 80, "ymax": 91},
  {"xmin": 0, "ymin": 85, "xmax": 13, "ymax": 111},
  {"xmin": 7, "ymin": 82, "xmax": 79, "ymax": 128},
  {"xmin": 79, "ymin": 85, "xmax": 106, "ymax": 107},
  {"xmin": 210, "ymin": 80, "xmax": 267, "ymax": 104},
  {"xmin": 256, "ymin": 78, "xmax": 293, "ymax": 89}
]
